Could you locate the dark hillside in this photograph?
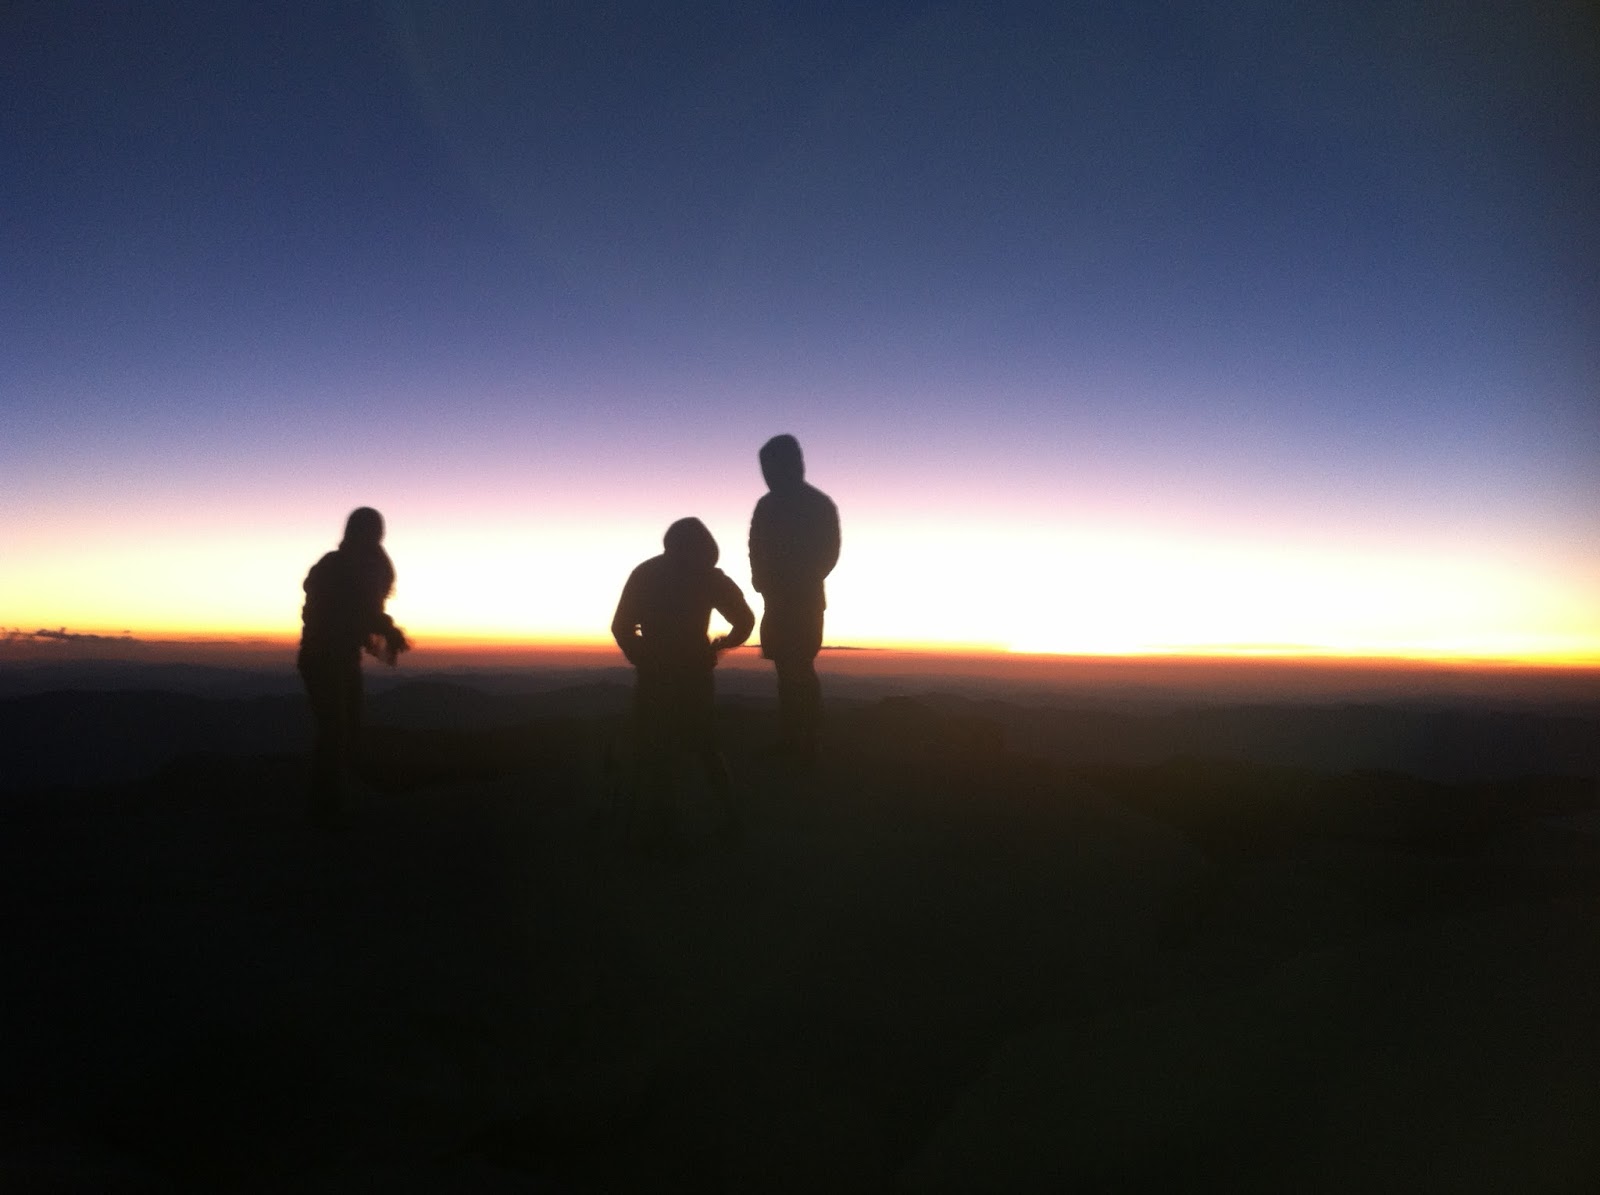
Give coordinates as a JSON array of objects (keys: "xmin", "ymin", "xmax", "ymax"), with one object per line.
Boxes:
[{"xmin": 2, "ymin": 687, "xmax": 1596, "ymax": 1189}]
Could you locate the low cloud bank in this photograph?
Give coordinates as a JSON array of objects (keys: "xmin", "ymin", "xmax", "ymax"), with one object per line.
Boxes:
[{"xmin": 3, "ymin": 627, "xmax": 141, "ymax": 644}]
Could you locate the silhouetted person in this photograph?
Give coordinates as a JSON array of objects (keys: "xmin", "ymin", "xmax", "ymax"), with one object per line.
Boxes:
[
  {"xmin": 298, "ymin": 507, "xmax": 409, "ymax": 825},
  {"xmin": 748, "ymin": 435, "xmax": 840, "ymax": 765},
  {"xmin": 612, "ymin": 517, "xmax": 754, "ymax": 844}
]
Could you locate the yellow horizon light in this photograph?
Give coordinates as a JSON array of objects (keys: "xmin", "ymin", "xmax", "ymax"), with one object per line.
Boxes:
[
  {"xmin": 6, "ymin": 622, "xmax": 1600, "ymax": 669},
  {"xmin": 5, "ymin": 516, "xmax": 1597, "ymax": 667}
]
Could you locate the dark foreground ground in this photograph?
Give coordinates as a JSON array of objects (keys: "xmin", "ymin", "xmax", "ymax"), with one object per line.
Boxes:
[{"xmin": 2, "ymin": 679, "xmax": 1598, "ymax": 1191}]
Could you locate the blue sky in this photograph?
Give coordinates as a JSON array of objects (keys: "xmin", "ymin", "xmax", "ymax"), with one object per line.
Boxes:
[{"xmin": 3, "ymin": 2, "xmax": 1597, "ymax": 655}]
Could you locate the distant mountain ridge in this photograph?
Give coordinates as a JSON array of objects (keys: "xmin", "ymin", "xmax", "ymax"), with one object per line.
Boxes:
[{"xmin": 3, "ymin": 678, "xmax": 1596, "ymax": 793}]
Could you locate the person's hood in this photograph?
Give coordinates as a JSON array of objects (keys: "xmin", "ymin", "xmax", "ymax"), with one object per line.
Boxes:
[
  {"xmin": 759, "ymin": 434, "xmax": 805, "ymax": 490},
  {"xmin": 663, "ymin": 517, "xmax": 719, "ymax": 570}
]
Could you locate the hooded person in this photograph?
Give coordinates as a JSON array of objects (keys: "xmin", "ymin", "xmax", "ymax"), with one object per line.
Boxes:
[
  {"xmin": 612, "ymin": 517, "xmax": 754, "ymax": 843},
  {"xmin": 298, "ymin": 507, "xmax": 410, "ymax": 824},
  {"xmin": 748, "ymin": 435, "xmax": 840, "ymax": 764}
]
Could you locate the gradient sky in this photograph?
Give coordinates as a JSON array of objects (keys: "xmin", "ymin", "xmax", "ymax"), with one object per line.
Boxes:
[{"xmin": 4, "ymin": 2, "xmax": 1597, "ymax": 658}]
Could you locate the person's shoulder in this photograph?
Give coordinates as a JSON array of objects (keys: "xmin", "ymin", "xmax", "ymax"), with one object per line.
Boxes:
[
  {"xmin": 627, "ymin": 554, "xmax": 667, "ymax": 582},
  {"xmin": 709, "ymin": 567, "xmax": 745, "ymax": 594},
  {"xmin": 305, "ymin": 550, "xmax": 342, "ymax": 579},
  {"xmin": 804, "ymin": 483, "xmax": 838, "ymax": 511}
]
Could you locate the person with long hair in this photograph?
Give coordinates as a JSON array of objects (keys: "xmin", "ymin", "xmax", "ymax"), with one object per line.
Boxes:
[{"xmin": 298, "ymin": 506, "xmax": 409, "ymax": 824}]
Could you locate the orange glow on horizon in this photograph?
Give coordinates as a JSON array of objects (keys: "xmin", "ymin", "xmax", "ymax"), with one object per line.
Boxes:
[
  {"xmin": 6, "ymin": 625, "xmax": 1600, "ymax": 671},
  {"xmin": 5, "ymin": 509, "xmax": 1598, "ymax": 668}
]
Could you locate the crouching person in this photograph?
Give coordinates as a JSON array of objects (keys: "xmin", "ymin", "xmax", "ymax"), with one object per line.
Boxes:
[{"xmin": 611, "ymin": 517, "xmax": 754, "ymax": 848}]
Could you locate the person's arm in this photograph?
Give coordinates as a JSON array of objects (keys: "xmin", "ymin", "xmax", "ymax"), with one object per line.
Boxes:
[
  {"xmin": 748, "ymin": 498, "xmax": 771, "ymax": 595},
  {"xmin": 302, "ymin": 554, "xmax": 334, "ymax": 602},
  {"xmin": 820, "ymin": 492, "xmax": 841, "ymax": 579},
  {"xmin": 709, "ymin": 575, "xmax": 755, "ymax": 656},
  {"xmin": 373, "ymin": 613, "xmax": 410, "ymax": 665},
  {"xmin": 611, "ymin": 571, "xmax": 646, "ymax": 666},
  {"xmin": 362, "ymin": 575, "xmax": 409, "ymax": 665}
]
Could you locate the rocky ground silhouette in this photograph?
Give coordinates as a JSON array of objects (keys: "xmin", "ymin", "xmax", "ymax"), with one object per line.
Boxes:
[{"xmin": 2, "ymin": 682, "xmax": 1597, "ymax": 1191}]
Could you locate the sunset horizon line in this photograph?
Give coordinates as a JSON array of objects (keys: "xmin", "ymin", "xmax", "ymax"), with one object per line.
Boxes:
[{"xmin": 5, "ymin": 626, "xmax": 1599, "ymax": 671}]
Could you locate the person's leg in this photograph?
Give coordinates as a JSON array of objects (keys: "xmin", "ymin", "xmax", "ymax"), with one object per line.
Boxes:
[
  {"xmin": 330, "ymin": 659, "xmax": 366, "ymax": 818},
  {"xmin": 344, "ymin": 660, "xmax": 362, "ymax": 749},
  {"xmin": 630, "ymin": 671, "xmax": 678, "ymax": 847},
  {"xmin": 671, "ymin": 663, "xmax": 738, "ymax": 833},
  {"xmin": 764, "ymin": 598, "xmax": 825, "ymax": 763},
  {"xmin": 773, "ymin": 652, "xmax": 822, "ymax": 764},
  {"xmin": 696, "ymin": 686, "xmax": 739, "ymax": 830},
  {"xmin": 696, "ymin": 744, "xmax": 735, "ymax": 812},
  {"xmin": 299, "ymin": 655, "xmax": 347, "ymax": 824}
]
